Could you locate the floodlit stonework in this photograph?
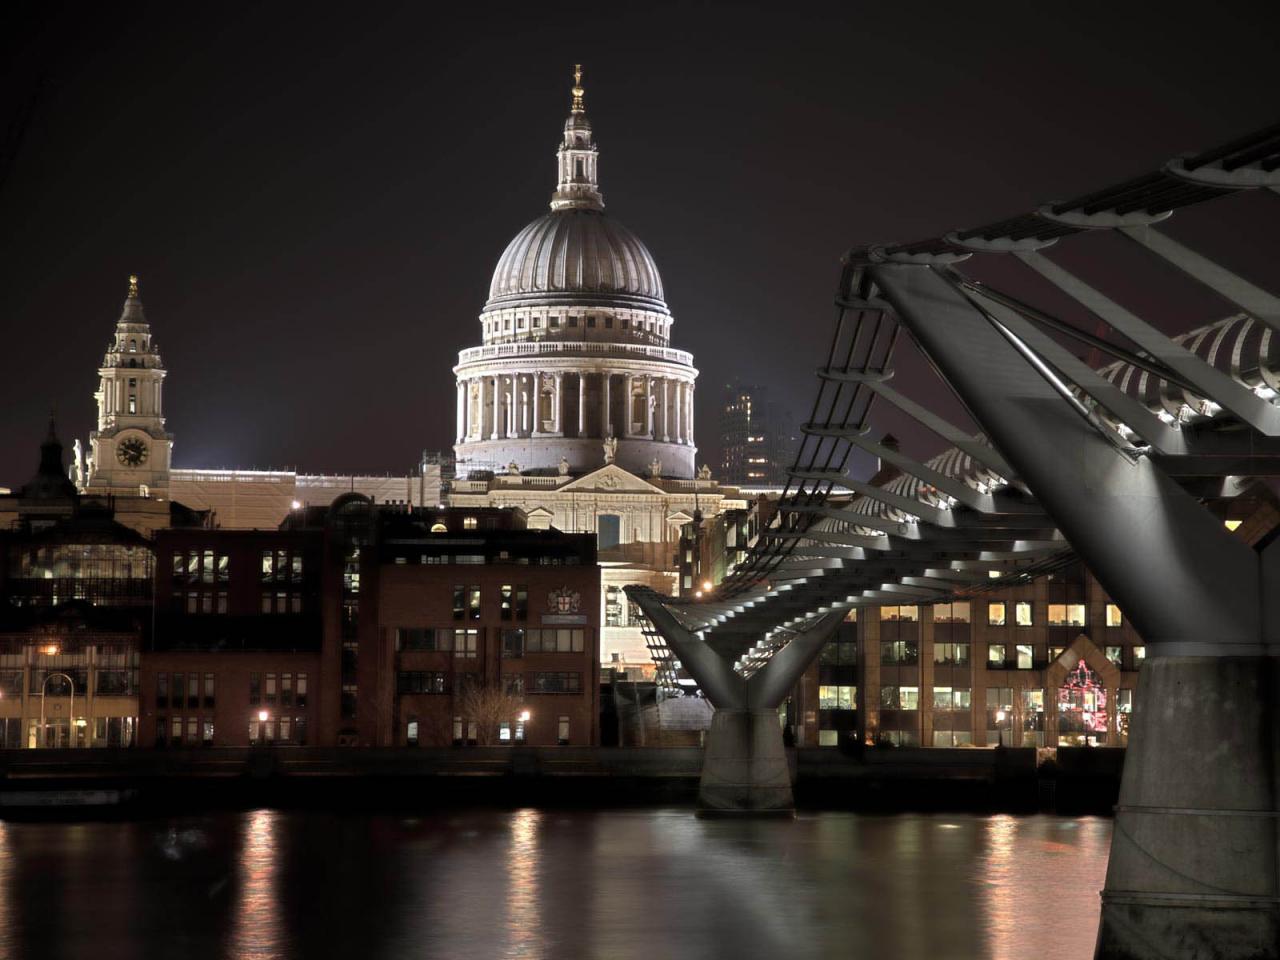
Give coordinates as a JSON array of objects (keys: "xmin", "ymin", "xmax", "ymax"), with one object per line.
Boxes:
[
  {"xmin": 449, "ymin": 68, "xmax": 742, "ymax": 676},
  {"xmin": 81, "ymin": 276, "xmax": 174, "ymax": 501},
  {"xmin": 453, "ymin": 66, "xmax": 698, "ymax": 481}
]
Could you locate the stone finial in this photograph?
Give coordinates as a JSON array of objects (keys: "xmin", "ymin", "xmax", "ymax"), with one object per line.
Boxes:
[
  {"xmin": 571, "ymin": 64, "xmax": 585, "ymax": 114},
  {"xmin": 128, "ymin": 275, "xmax": 139, "ymax": 298}
]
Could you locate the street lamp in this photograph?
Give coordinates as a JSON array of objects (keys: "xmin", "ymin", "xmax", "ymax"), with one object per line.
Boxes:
[
  {"xmin": 995, "ymin": 709, "xmax": 1007, "ymax": 748},
  {"xmin": 39, "ymin": 671, "xmax": 76, "ymax": 749}
]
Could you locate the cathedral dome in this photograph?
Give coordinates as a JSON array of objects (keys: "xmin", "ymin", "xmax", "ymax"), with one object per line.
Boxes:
[{"xmin": 486, "ymin": 209, "xmax": 666, "ymax": 309}]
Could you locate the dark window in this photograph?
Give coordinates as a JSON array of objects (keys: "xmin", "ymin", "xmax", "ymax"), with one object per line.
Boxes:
[
  {"xmin": 515, "ymin": 587, "xmax": 528, "ymax": 620},
  {"xmin": 598, "ymin": 515, "xmax": 621, "ymax": 550},
  {"xmin": 249, "ymin": 672, "xmax": 261, "ymax": 706},
  {"xmin": 452, "ymin": 585, "xmax": 466, "ymax": 620},
  {"xmin": 203, "ymin": 673, "xmax": 215, "ymax": 708},
  {"xmin": 501, "ymin": 629, "xmax": 525, "ymax": 658},
  {"xmin": 156, "ymin": 672, "xmax": 169, "ymax": 708},
  {"xmin": 530, "ymin": 671, "xmax": 582, "ymax": 694},
  {"xmin": 97, "ymin": 669, "xmax": 134, "ymax": 696},
  {"xmin": 396, "ymin": 671, "xmax": 449, "ymax": 695}
]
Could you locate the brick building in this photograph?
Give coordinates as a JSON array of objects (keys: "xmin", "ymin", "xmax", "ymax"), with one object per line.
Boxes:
[
  {"xmin": 790, "ymin": 563, "xmax": 1144, "ymax": 749},
  {"xmin": 146, "ymin": 527, "xmax": 326, "ymax": 746},
  {"xmin": 350, "ymin": 507, "xmax": 599, "ymax": 748}
]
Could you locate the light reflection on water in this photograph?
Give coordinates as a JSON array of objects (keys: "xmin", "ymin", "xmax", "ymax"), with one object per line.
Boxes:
[{"xmin": 0, "ymin": 809, "xmax": 1110, "ymax": 960}]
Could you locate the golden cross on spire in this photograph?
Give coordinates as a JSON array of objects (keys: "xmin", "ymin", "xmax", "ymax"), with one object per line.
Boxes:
[
  {"xmin": 128, "ymin": 274, "xmax": 139, "ymax": 298},
  {"xmin": 571, "ymin": 64, "xmax": 585, "ymax": 114}
]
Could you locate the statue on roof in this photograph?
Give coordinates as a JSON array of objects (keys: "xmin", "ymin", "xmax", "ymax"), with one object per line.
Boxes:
[{"xmin": 602, "ymin": 435, "xmax": 617, "ymax": 465}]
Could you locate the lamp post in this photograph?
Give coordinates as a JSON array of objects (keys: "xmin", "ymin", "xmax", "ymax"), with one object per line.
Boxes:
[
  {"xmin": 995, "ymin": 709, "xmax": 1007, "ymax": 748},
  {"xmin": 40, "ymin": 671, "xmax": 76, "ymax": 750}
]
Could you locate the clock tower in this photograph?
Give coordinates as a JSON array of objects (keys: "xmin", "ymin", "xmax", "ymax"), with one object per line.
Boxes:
[{"xmin": 83, "ymin": 276, "xmax": 173, "ymax": 498}]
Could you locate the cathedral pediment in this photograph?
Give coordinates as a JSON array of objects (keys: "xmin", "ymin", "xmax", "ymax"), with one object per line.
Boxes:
[{"xmin": 560, "ymin": 464, "xmax": 666, "ymax": 495}]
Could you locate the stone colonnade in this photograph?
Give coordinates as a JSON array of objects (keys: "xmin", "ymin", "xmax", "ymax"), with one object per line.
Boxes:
[{"xmin": 456, "ymin": 371, "xmax": 695, "ymax": 445}]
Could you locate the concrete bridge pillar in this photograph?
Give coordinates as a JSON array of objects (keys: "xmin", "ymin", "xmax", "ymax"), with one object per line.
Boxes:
[
  {"xmin": 868, "ymin": 261, "xmax": 1279, "ymax": 960},
  {"xmin": 629, "ymin": 589, "xmax": 843, "ymax": 815},
  {"xmin": 1096, "ymin": 656, "xmax": 1279, "ymax": 959}
]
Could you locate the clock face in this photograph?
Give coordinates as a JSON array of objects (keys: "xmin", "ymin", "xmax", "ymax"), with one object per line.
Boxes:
[{"xmin": 117, "ymin": 437, "xmax": 149, "ymax": 467}]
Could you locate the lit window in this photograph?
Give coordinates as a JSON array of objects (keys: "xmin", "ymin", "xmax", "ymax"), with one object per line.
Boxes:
[
  {"xmin": 879, "ymin": 605, "xmax": 918, "ymax": 622},
  {"xmin": 463, "ymin": 517, "xmax": 478, "ymax": 530},
  {"xmin": 1016, "ymin": 644, "xmax": 1034, "ymax": 669},
  {"xmin": 1105, "ymin": 604, "xmax": 1122, "ymax": 627},
  {"xmin": 1105, "ymin": 645, "xmax": 1122, "ymax": 667},
  {"xmin": 1047, "ymin": 603, "xmax": 1086, "ymax": 627},
  {"xmin": 987, "ymin": 602, "xmax": 1006, "ymax": 626},
  {"xmin": 934, "ymin": 642, "xmax": 969, "ymax": 666},
  {"xmin": 1015, "ymin": 602, "xmax": 1033, "ymax": 627},
  {"xmin": 988, "ymin": 644, "xmax": 1006, "ymax": 666},
  {"xmin": 881, "ymin": 640, "xmax": 918, "ymax": 664},
  {"xmin": 899, "ymin": 686, "xmax": 919, "ymax": 710},
  {"xmin": 818, "ymin": 685, "xmax": 855, "ymax": 710},
  {"xmin": 933, "ymin": 601, "xmax": 969, "ymax": 623},
  {"xmin": 1134, "ymin": 646, "xmax": 1146, "ymax": 663}
]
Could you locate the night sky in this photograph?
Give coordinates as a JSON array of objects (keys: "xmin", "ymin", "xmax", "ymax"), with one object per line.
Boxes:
[{"xmin": 3, "ymin": 1, "xmax": 1279, "ymax": 487}]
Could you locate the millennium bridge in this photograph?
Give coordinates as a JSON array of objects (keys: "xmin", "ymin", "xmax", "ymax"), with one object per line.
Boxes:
[{"xmin": 630, "ymin": 122, "xmax": 1280, "ymax": 960}]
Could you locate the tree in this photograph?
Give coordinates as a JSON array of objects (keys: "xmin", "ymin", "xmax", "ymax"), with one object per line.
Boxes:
[{"xmin": 459, "ymin": 684, "xmax": 526, "ymax": 746}]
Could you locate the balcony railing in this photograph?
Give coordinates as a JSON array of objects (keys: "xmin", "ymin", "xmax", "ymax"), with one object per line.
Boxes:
[{"xmin": 457, "ymin": 340, "xmax": 694, "ymax": 367}]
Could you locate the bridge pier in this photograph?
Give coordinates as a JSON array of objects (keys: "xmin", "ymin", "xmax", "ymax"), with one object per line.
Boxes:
[
  {"xmin": 867, "ymin": 261, "xmax": 1279, "ymax": 960},
  {"xmin": 698, "ymin": 709, "xmax": 794, "ymax": 816},
  {"xmin": 629, "ymin": 589, "xmax": 843, "ymax": 815},
  {"xmin": 1096, "ymin": 656, "xmax": 1279, "ymax": 960}
]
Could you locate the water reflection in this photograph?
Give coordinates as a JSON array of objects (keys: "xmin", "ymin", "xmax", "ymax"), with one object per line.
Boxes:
[
  {"xmin": 504, "ymin": 808, "xmax": 545, "ymax": 958},
  {"xmin": 0, "ymin": 809, "xmax": 1110, "ymax": 960},
  {"xmin": 0, "ymin": 822, "xmax": 12, "ymax": 957},
  {"xmin": 231, "ymin": 809, "xmax": 284, "ymax": 959}
]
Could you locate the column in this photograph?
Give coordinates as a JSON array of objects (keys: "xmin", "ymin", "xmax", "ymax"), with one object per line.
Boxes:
[
  {"xmin": 530, "ymin": 373, "xmax": 541, "ymax": 436},
  {"xmin": 624, "ymin": 374, "xmax": 635, "ymax": 436},
  {"xmin": 554, "ymin": 372, "xmax": 564, "ymax": 435},
  {"xmin": 455, "ymin": 382, "xmax": 464, "ymax": 443},
  {"xmin": 519, "ymin": 374, "xmax": 529, "ymax": 436},
  {"xmin": 645, "ymin": 377, "xmax": 654, "ymax": 437},
  {"xmin": 686, "ymin": 383, "xmax": 695, "ymax": 445},
  {"xmin": 661, "ymin": 379, "xmax": 670, "ymax": 441},
  {"xmin": 508, "ymin": 375, "xmax": 517, "ymax": 437},
  {"xmin": 602, "ymin": 372, "xmax": 612, "ymax": 437},
  {"xmin": 490, "ymin": 375, "xmax": 501, "ymax": 439},
  {"xmin": 674, "ymin": 380, "xmax": 683, "ymax": 443},
  {"xmin": 578, "ymin": 373, "xmax": 586, "ymax": 435}
]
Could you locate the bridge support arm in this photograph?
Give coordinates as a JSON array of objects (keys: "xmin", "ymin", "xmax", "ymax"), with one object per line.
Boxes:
[{"xmin": 628, "ymin": 590, "xmax": 844, "ymax": 817}]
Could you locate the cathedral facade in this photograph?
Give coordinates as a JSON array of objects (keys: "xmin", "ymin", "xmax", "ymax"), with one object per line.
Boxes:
[
  {"xmin": 450, "ymin": 69, "xmax": 742, "ymax": 673},
  {"xmin": 453, "ymin": 66, "xmax": 698, "ymax": 481}
]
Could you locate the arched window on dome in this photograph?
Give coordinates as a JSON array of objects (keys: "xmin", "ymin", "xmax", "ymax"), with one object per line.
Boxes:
[
  {"xmin": 430, "ymin": 521, "xmax": 448, "ymax": 534},
  {"xmin": 574, "ymin": 157, "xmax": 584, "ymax": 180},
  {"xmin": 129, "ymin": 339, "xmax": 137, "ymax": 352}
]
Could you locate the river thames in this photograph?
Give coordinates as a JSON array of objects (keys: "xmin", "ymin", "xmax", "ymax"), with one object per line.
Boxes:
[{"xmin": 0, "ymin": 809, "xmax": 1109, "ymax": 959}]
